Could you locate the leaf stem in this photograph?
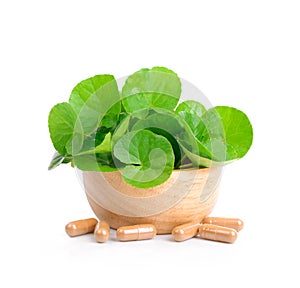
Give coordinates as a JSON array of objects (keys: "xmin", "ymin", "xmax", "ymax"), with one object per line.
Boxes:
[{"xmin": 179, "ymin": 163, "xmax": 194, "ymax": 169}]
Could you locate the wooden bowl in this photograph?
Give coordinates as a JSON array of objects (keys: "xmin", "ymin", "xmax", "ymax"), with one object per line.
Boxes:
[{"xmin": 81, "ymin": 167, "xmax": 222, "ymax": 234}]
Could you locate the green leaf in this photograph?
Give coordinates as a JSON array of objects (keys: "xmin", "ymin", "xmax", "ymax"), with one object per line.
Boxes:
[
  {"xmin": 48, "ymin": 102, "xmax": 83, "ymax": 155},
  {"xmin": 111, "ymin": 115, "xmax": 132, "ymax": 146},
  {"xmin": 176, "ymin": 100, "xmax": 206, "ymax": 116},
  {"xmin": 146, "ymin": 127, "xmax": 183, "ymax": 169},
  {"xmin": 69, "ymin": 75, "xmax": 121, "ymax": 134},
  {"xmin": 113, "ymin": 130, "xmax": 175, "ymax": 188},
  {"xmin": 100, "ymin": 102, "xmax": 121, "ymax": 128},
  {"xmin": 176, "ymin": 100, "xmax": 206, "ymax": 136},
  {"xmin": 122, "ymin": 67, "xmax": 181, "ymax": 113},
  {"xmin": 197, "ymin": 106, "xmax": 253, "ymax": 161},
  {"xmin": 78, "ymin": 126, "xmax": 110, "ymax": 154},
  {"xmin": 180, "ymin": 145, "xmax": 233, "ymax": 168},
  {"xmin": 74, "ymin": 152, "xmax": 118, "ymax": 172},
  {"xmin": 48, "ymin": 152, "xmax": 72, "ymax": 170},
  {"xmin": 94, "ymin": 132, "xmax": 112, "ymax": 153},
  {"xmin": 131, "ymin": 110, "xmax": 187, "ymax": 168},
  {"xmin": 131, "ymin": 108, "xmax": 212, "ymax": 161},
  {"xmin": 132, "ymin": 109, "xmax": 192, "ymax": 144}
]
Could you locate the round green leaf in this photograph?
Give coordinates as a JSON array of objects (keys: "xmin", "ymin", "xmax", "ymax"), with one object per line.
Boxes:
[
  {"xmin": 198, "ymin": 106, "xmax": 253, "ymax": 161},
  {"xmin": 48, "ymin": 102, "xmax": 83, "ymax": 155},
  {"xmin": 113, "ymin": 130, "xmax": 175, "ymax": 188},
  {"xmin": 176, "ymin": 100, "xmax": 206, "ymax": 116},
  {"xmin": 69, "ymin": 75, "xmax": 121, "ymax": 133},
  {"xmin": 176, "ymin": 100, "xmax": 206, "ymax": 136},
  {"xmin": 122, "ymin": 67, "xmax": 181, "ymax": 113}
]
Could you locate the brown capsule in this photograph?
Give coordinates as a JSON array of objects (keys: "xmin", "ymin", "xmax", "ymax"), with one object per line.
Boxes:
[
  {"xmin": 172, "ymin": 222, "xmax": 201, "ymax": 242},
  {"xmin": 199, "ymin": 224, "xmax": 238, "ymax": 244},
  {"xmin": 116, "ymin": 224, "xmax": 157, "ymax": 241},
  {"xmin": 65, "ymin": 218, "xmax": 98, "ymax": 237},
  {"xmin": 202, "ymin": 217, "xmax": 244, "ymax": 231},
  {"xmin": 94, "ymin": 221, "xmax": 110, "ymax": 243}
]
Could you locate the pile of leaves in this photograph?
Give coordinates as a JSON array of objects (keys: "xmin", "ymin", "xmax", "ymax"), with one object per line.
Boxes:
[{"xmin": 48, "ymin": 67, "xmax": 253, "ymax": 188}]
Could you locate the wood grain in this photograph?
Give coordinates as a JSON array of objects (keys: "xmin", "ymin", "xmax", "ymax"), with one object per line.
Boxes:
[{"xmin": 82, "ymin": 167, "xmax": 222, "ymax": 234}]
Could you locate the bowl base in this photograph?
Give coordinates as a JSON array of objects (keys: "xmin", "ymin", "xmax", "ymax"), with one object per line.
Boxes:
[{"xmin": 86, "ymin": 190, "xmax": 218, "ymax": 234}]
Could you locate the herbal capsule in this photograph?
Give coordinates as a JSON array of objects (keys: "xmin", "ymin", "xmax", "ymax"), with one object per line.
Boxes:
[
  {"xmin": 94, "ymin": 221, "xmax": 110, "ymax": 243},
  {"xmin": 199, "ymin": 224, "xmax": 238, "ymax": 244},
  {"xmin": 172, "ymin": 222, "xmax": 201, "ymax": 242},
  {"xmin": 116, "ymin": 224, "xmax": 157, "ymax": 241},
  {"xmin": 202, "ymin": 217, "xmax": 244, "ymax": 231},
  {"xmin": 65, "ymin": 218, "xmax": 98, "ymax": 237}
]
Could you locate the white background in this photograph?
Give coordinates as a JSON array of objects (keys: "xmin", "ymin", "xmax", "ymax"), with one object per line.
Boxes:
[{"xmin": 1, "ymin": 0, "xmax": 299, "ymax": 287}]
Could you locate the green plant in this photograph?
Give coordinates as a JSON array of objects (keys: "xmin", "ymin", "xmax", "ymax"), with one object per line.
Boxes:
[{"xmin": 48, "ymin": 67, "xmax": 253, "ymax": 188}]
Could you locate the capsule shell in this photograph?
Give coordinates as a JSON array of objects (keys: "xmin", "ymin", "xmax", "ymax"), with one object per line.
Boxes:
[
  {"xmin": 116, "ymin": 224, "xmax": 157, "ymax": 241},
  {"xmin": 94, "ymin": 221, "xmax": 110, "ymax": 243},
  {"xmin": 202, "ymin": 217, "xmax": 244, "ymax": 231},
  {"xmin": 199, "ymin": 224, "xmax": 238, "ymax": 244},
  {"xmin": 65, "ymin": 218, "xmax": 98, "ymax": 237},
  {"xmin": 172, "ymin": 222, "xmax": 201, "ymax": 242}
]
